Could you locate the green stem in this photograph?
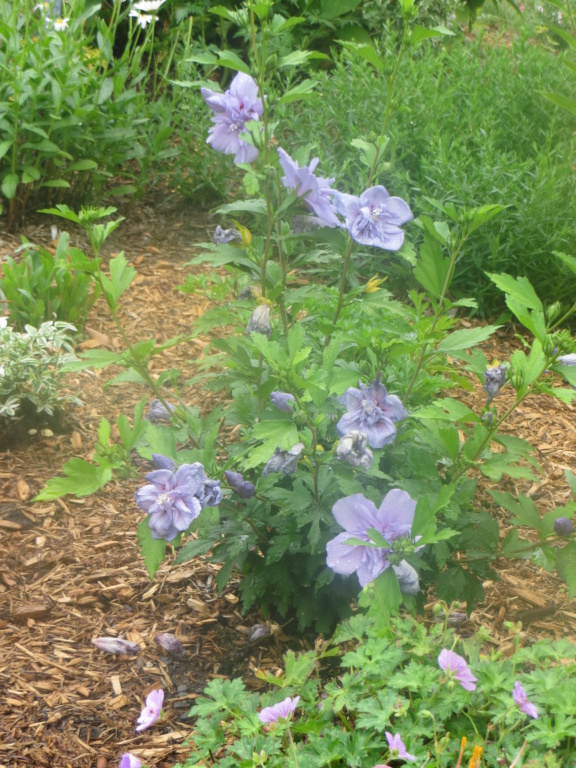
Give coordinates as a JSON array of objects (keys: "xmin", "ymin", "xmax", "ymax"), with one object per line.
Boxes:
[
  {"xmin": 328, "ymin": 237, "xmax": 354, "ymax": 338},
  {"xmin": 367, "ymin": 24, "xmax": 410, "ymax": 187},
  {"xmin": 286, "ymin": 724, "xmax": 299, "ymax": 768}
]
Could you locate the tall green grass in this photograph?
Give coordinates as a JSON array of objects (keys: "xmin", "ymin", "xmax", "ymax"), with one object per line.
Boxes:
[{"xmin": 284, "ymin": 31, "xmax": 576, "ymax": 314}]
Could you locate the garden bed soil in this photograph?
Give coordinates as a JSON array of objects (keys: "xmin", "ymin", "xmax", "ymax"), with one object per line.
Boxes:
[{"xmin": 1, "ymin": 197, "xmax": 576, "ymax": 768}]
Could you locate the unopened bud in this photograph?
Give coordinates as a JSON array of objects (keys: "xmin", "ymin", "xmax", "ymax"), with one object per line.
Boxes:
[
  {"xmin": 155, "ymin": 633, "xmax": 186, "ymax": 656},
  {"xmin": 553, "ymin": 517, "xmax": 574, "ymax": 537},
  {"xmin": 92, "ymin": 637, "xmax": 140, "ymax": 655}
]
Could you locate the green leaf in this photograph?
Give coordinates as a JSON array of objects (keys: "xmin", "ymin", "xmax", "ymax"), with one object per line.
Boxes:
[
  {"xmin": 137, "ymin": 518, "xmax": 168, "ymax": 579},
  {"xmin": 62, "ymin": 349, "xmax": 126, "ymax": 372},
  {"xmin": 467, "ymin": 204, "xmax": 505, "ymax": 234},
  {"xmin": 489, "ymin": 490, "xmax": 543, "ymax": 535},
  {"xmin": 40, "ymin": 179, "xmax": 71, "ymax": 189},
  {"xmin": 413, "ymin": 232, "xmax": 449, "ymax": 298},
  {"xmin": 410, "ymin": 24, "xmax": 454, "ymax": 44},
  {"xmin": 0, "ymin": 140, "xmax": 12, "ymax": 161},
  {"xmin": 2, "ymin": 173, "xmax": 19, "ymax": 199},
  {"xmin": 175, "ymin": 537, "xmax": 216, "ymax": 563},
  {"xmin": 68, "ymin": 159, "xmax": 98, "ymax": 172},
  {"xmin": 106, "ymin": 252, "xmax": 136, "ymax": 304},
  {"xmin": 500, "ymin": 529, "xmax": 534, "ymax": 558},
  {"xmin": 415, "ymin": 397, "xmax": 479, "ymax": 423},
  {"xmin": 217, "ymin": 199, "xmax": 267, "ymax": 216},
  {"xmin": 556, "ymin": 541, "xmax": 576, "ymax": 597},
  {"xmin": 486, "ymin": 272, "xmax": 543, "ymax": 311},
  {"xmin": 553, "ymin": 251, "xmax": 576, "ymax": 277},
  {"xmin": 33, "ymin": 458, "xmax": 111, "ymax": 501},
  {"xmin": 276, "ymin": 79, "xmax": 318, "ymax": 105},
  {"xmin": 541, "ymin": 91, "xmax": 576, "ymax": 116},
  {"xmin": 337, "ymin": 41, "xmax": 384, "ymax": 73},
  {"xmin": 437, "ymin": 325, "xmax": 499, "ymax": 353},
  {"xmin": 98, "ymin": 418, "xmax": 111, "ymax": 447},
  {"xmin": 217, "ymin": 51, "xmax": 252, "ymax": 75}
]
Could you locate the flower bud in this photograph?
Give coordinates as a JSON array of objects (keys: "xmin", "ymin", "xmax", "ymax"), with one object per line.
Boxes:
[
  {"xmin": 510, "ymin": 367, "xmax": 525, "ymax": 390},
  {"xmin": 543, "ymin": 334, "xmax": 557, "ymax": 358},
  {"xmin": 92, "ymin": 637, "xmax": 141, "ymax": 655},
  {"xmin": 553, "ymin": 517, "xmax": 574, "ymax": 536},
  {"xmin": 155, "ymin": 633, "xmax": 186, "ymax": 656},
  {"xmin": 245, "ymin": 304, "xmax": 271, "ymax": 337},
  {"xmin": 270, "ymin": 391, "xmax": 295, "ymax": 412},
  {"xmin": 145, "ymin": 399, "xmax": 176, "ymax": 423},
  {"xmin": 546, "ymin": 301, "xmax": 562, "ymax": 323},
  {"xmin": 213, "ymin": 225, "xmax": 241, "ymax": 244},
  {"xmin": 224, "ymin": 470, "xmax": 255, "ymax": 499},
  {"xmin": 336, "ymin": 431, "xmax": 373, "ymax": 470},
  {"xmin": 262, "ymin": 443, "xmax": 304, "ymax": 477},
  {"xmin": 483, "ymin": 364, "xmax": 506, "ymax": 402}
]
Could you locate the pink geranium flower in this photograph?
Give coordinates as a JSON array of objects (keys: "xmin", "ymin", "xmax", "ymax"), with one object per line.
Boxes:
[
  {"xmin": 135, "ymin": 688, "xmax": 164, "ymax": 732},
  {"xmin": 438, "ymin": 649, "xmax": 477, "ymax": 691},
  {"xmin": 258, "ymin": 695, "xmax": 300, "ymax": 724}
]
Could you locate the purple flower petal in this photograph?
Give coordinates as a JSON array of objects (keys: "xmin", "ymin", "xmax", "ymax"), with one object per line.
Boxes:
[
  {"xmin": 385, "ymin": 732, "xmax": 416, "ymax": 761},
  {"xmin": 135, "ymin": 688, "xmax": 164, "ymax": 732},
  {"xmin": 119, "ymin": 754, "xmax": 143, "ymax": 768},
  {"xmin": 327, "ymin": 490, "xmax": 419, "ymax": 588},
  {"xmin": 202, "ymin": 73, "xmax": 263, "ymax": 165},
  {"xmin": 513, "ymin": 681, "xmax": 538, "ymax": 719},
  {"xmin": 337, "ymin": 378, "xmax": 408, "ymax": 449},
  {"xmin": 438, "ymin": 649, "xmax": 477, "ymax": 691},
  {"xmin": 334, "ymin": 185, "xmax": 412, "ymax": 251},
  {"xmin": 258, "ymin": 695, "xmax": 300, "ymax": 724},
  {"xmin": 278, "ymin": 147, "xmax": 341, "ymax": 228}
]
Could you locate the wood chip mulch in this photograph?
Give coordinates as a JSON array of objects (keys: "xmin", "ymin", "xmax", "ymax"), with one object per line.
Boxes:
[{"xmin": 1, "ymin": 199, "xmax": 575, "ymax": 766}]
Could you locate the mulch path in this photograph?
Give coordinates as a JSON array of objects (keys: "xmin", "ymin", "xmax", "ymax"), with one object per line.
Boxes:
[{"xmin": 1, "ymin": 198, "xmax": 575, "ymax": 767}]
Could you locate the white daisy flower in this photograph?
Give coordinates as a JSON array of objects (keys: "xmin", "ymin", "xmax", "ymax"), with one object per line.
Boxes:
[
  {"xmin": 0, "ymin": 317, "xmax": 8, "ymax": 329},
  {"xmin": 54, "ymin": 17, "xmax": 70, "ymax": 30},
  {"xmin": 129, "ymin": 9, "xmax": 158, "ymax": 28}
]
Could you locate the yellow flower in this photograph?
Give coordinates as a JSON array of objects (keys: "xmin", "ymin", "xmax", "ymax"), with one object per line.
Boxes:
[
  {"xmin": 468, "ymin": 745, "xmax": 483, "ymax": 768},
  {"xmin": 365, "ymin": 275, "xmax": 386, "ymax": 293}
]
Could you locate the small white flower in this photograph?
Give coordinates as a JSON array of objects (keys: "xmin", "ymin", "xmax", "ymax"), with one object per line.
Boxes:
[
  {"xmin": 0, "ymin": 317, "xmax": 8, "ymax": 329},
  {"xmin": 0, "ymin": 365, "xmax": 5, "ymax": 377},
  {"xmin": 54, "ymin": 17, "xmax": 69, "ymax": 31},
  {"xmin": 129, "ymin": 9, "xmax": 158, "ymax": 28},
  {"xmin": 133, "ymin": 0, "xmax": 165, "ymax": 10}
]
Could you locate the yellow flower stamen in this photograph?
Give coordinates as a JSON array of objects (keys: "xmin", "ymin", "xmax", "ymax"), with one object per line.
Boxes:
[{"xmin": 468, "ymin": 745, "xmax": 483, "ymax": 768}]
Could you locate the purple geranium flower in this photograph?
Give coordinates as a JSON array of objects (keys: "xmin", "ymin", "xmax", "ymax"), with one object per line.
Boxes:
[
  {"xmin": 201, "ymin": 72, "xmax": 263, "ymax": 164},
  {"xmin": 119, "ymin": 755, "xmax": 142, "ymax": 768},
  {"xmin": 135, "ymin": 688, "xmax": 164, "ymax": 732},
  {"xmin": 337, "ymin": 378, "xmax": 408, "ymax": 449},
  {"xmin": 438, "ymin": 649, "xmax": 477, "ymax": 692},
  {"xmin": 333, "ymin": 185, "xmax": 412, "ymax": 250},
  {"xmin": 135, "ymin": 457, "xmax": 221, "ymax": 541},
  {"xmin": 270, "ymin": 390, "xmax": 296, "ymax": 412},
  {"xmin": 326, "ymin": 490, "xmax": 417, "ymax": 587},
  {"xmin": 224, "ymin": 470, "xmax": 255, "ymax": 499},
  {"xmin": 386, "ymin": 732, "xmax": 416, "ymax": 762},
  {"xmin": 278, "ymin": 148, "xmax": 341, "ymax": 228},
  {"xmin": 513, "ymin": 681, "xmax": 538, "ymax": 719},
  {"xmin": 258, "ymin": 695, "xmax": 300, "ymax": 724}
]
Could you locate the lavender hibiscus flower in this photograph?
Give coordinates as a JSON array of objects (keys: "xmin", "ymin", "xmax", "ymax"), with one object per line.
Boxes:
[
  {"xmin": 513, "ymin": 681, "xmax": 538, "ymax": 719},
  {"xmin": 438, "ymin": 649, "xmax": 477, "ymax": 691},
  {"xmin": 337, "ymin": 378, "xmax": 408, "ymax": 449},
  {"xmin": 201, "ymin": 73, "xmax": 263, "ymax": 164},
  {"xmin": 333, "ymin": 185, "xmax": 412, "ymax": 250},
  {"xmin": 326, "ymin": 490, "xmax": 418, "ymax": 588},
  {"xmin": 277, "ymin": 148, "xmax": 340, "ymax": 228},
  {"xmin": 135, "ymin": 455, "xmax": 221, "ymax": 541}
]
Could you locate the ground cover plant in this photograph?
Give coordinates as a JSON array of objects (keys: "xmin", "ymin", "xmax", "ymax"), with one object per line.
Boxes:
[{"xmin": 3, "ymin": 0, "xmax": 576, "ymax": 766}]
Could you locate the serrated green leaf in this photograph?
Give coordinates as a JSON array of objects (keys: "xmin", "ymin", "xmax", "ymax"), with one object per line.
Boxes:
[
  {"xmin": 33, "ymin": 458, "xmax": 111, "ymax": 501},
  {"xmin": 437, "ymin": 324, "xmax": 499, "ymax": 353},
  {"xmin": 137, "ymin": 518, "xmax": 168, "ymax": 579}
]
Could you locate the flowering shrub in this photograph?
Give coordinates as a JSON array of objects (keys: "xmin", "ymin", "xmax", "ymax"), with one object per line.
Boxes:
[
  {"xmin": 173, "ymin": 612, "xmax": 576, "ymax": 767},
  {"xmin": 37, "ymin": 1, "xmax": 576, "ymax": 634}
]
